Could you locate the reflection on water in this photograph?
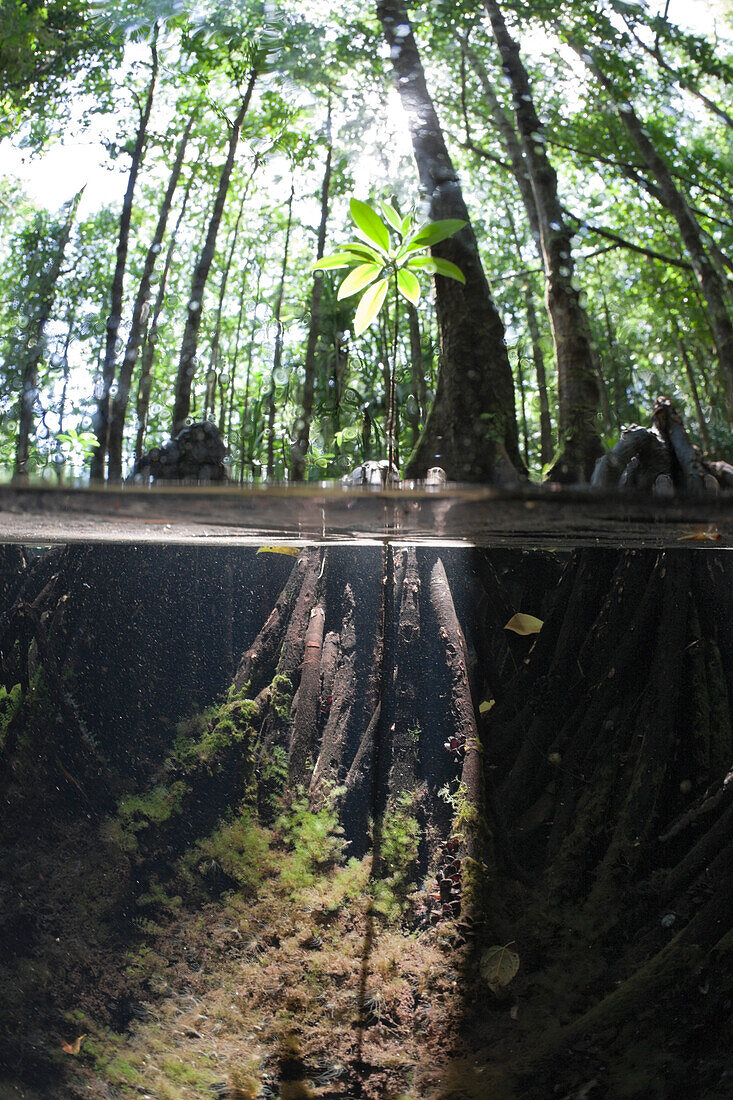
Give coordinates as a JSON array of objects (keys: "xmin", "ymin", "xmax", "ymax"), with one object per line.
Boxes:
[{"xmin": 0, "ymin": 541, "xmax": 730, "ymax": 1099}]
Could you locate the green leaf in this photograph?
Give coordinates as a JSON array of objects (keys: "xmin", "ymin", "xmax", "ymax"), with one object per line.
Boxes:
[
  {"xmin": 401, "ymin": 212, "xmax": 413, "ymax": 237},
  {"xmin": 313, "ymin": 252, "xmax": 368, "ymax": 271},
  {"xmin": 407, "ymin": 255, "xmax": 466, "ymax": 284},
  {"xmin": 354, "ymin": 277, "xmax": 388, "ymax": 336},
  {"xmin": 380, "ymin": 201, "xmax": 403, "ymax": 234},
  {"xmin": 409, "ymin": 218, "xmax": 467, "ymax": 248},
  {"xmin": 353, "ymin": 227, "xmax": 389, "ymax": 257},
  {"xmin": 337, "ymin": 263, "xmax": 382, "ymax": 300},
  {"xmin": 350, "ymin": 198, "xmax": 390, "ymax": 252},
  {"xmin": 396, "ymin": 267, "xmax": 420, "ymax": 305},
  {"xmin": 343, "ymin": 241, "xmax": 384, "ymax": 263}
]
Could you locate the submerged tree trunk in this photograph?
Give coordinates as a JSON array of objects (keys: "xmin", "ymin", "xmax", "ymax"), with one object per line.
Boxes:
[
  {"xmin": 377, "ymin": 0, "xmax": 524, "ymax": 484},
  {"xmin": 90, "ymin": 27, "xmax": 159, "ymax": 482},
  {"xmin": 171, "ymin": 70, "xmax": 257, "ymax": 436},
  {"xmin": 107, "ymin": 113, "xmax": 194, "ymax": 482},
  {"xmin": 483, "ymin": 1, "xmax": 602, "ymax": 481}
]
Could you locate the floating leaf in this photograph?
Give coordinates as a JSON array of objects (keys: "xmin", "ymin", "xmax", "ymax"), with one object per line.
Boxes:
[
  {"xmin": 350, "ymin": 198, "xmax": 390, "ymax": 252},
  {"xmin": 354, "ymin": 277, "xmax": 388, "ymax": 335},
  {"xmin": 61, "ymin": 1035, "xmax": 86, "ymax": 1056},
  {"xmin": 379, "ymin": 200, "xmax": 403, "ymax": 233},
  {"xmin": 677, "ymin": 526, "xmax": 721, "ymax": 542},
  {"xmin": 479, "ymin": 699, "xmax": 495, "ymax": 715},
  {"xmin": 256, "ymin": 546, "xmax": 301, "ymax": 557},
  {"xmin": 397, "ymin": 267, "xmax": 420, "ymax": 305},
  {"xmin": 312, "ymin": 252, "xmax": 365, "ymax": 271},
  {"xmin": 408, "ymin": 218, "xmax": 467, "ymax": 248},
  {"xmin": 407, "ymin": 255, "xmax": 466, "ymax": 284},
  {"xmin": 480, "ymin": 945, "xmax": 519, "ymax": 993},
  {"xmin": 504, "ymin": 613, "xmax": 543, "ymax": 636}
]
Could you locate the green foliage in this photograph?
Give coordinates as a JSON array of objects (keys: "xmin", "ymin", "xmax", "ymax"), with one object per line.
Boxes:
[
  {"xmin": 184, "ymin": 809, "xmax": 272, "ymax": 894},
  {"xmin": 371, "ymin": 791, "xmax": 422, "ymax": 921},
  {"xmin": 314, "ymin": 197, "xmax": 466, "ymax": 336},
  {"xmin": 275, "ymin": 792, "xmax": 347, "ymax": 892}
]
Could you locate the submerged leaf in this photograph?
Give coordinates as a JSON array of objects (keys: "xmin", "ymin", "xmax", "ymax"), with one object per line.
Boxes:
[
  {"xmin": 480, "ymin": 945, "xmax": 519, "ymax": 992},
  {"xmin": 61, "ymin": 1035, "xmax": 86, "ymax": 1055},
  {"xmin": 256, "ymin": 546, "xmax": 301, "ymax": 557},
  {"xmin": 504, "ymin": 613, "xmax": 543, "ymax": 636},
  {"xmin": 350, "ymin": 198, "xmax": 390, "ymax": 252},
  {"xmin": 354, "ymin": 277, "xmax": 388, "ymax": 335}
]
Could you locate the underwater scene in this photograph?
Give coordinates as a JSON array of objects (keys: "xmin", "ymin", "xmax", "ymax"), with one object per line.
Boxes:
[{"xmin": 0, "ymin": 537, "xmax": 731, "ymax": 1099}]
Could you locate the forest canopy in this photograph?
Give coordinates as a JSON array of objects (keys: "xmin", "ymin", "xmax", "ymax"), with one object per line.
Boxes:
[{"xmin": 0, "ymin": 0, "xmax": 732, "ymax": 484}]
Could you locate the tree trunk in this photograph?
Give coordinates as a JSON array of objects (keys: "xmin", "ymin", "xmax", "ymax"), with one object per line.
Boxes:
[
  {"xmin": 377, "ymin": 0, "xmax": 524, "ymax": 484},
  {"xmin": 407, "ymin": 304, "xmax": 426, "ymax": 449},
  {"xmin": 266, "ymin": 181, "xmax": 294, "ymax": 479},
  {"xmin": 580, "ymin": 46, "xmax": 733, "ymax": 426},
  {"xmin": 107, "ymin": 112, "xmax": 194, "ymax": 482},
  {"xmin": 171, "ymin": 70, "xmax": 257, "ymax": 436},
  {"xmin": 483, "ymin": 0, "xmax": 601, "ymax": 481},
  {"xmin": 133, "ymin": 161, "xmax": 198, "ymax": 462},
  {"xmin": 238, "ymin": 267, "xmax": 261, "ymax": 483},
  {"xmin": 205, "ymin": 163, "xmax": 257, "ymax": 427},
  {"xmin": 14, "ymin": 193, "xmax": 79, "ymax": 481},
  {"xmin": 523, "ymin": 278, "xmax": 553, "ymax": 465},
  {"xmin": 291, "ymin": 113, "xmax": 332, "ymax": 481},
  {"xmin": 90, "ymin": 27, "xmax": 159, "ymax": 482},
  {"xmin": 674, "ymin": 320, "xmax": 711, "ymax": 453}
]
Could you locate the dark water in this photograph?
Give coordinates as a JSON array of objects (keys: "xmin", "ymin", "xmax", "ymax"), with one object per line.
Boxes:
[{"xmin": 0, "ymin": 531, "xmax": 731, "ymax": 1099}]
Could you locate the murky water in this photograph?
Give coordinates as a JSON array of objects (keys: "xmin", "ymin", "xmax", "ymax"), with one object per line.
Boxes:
[{"xmin": 0, "ymin": 504, "xmax": 731, "ymax": 1098}]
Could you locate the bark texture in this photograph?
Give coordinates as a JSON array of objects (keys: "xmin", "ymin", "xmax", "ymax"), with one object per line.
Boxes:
[
  {"xmin": 377, "ymin": 0, "xmax": 524, "ymax": 484},
  {"xmin": 171, "ymin": 71, "xmax": 257, "ymax": 436}
]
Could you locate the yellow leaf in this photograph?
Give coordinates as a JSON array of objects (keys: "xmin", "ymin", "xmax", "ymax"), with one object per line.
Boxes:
[
  {"xmin": 479, "ymin": 699, "xmax": 494, "ymax": 715},
  {"xmin": 61, "ymin": 1035, "xmax": 86, "ymax": 1055},
  {"xmin": 504, "ymin": 613, "xmax": 543, "ymax": 636},
  {"xmin": 480, "ymin": 945, "xmax": 519, "ymax": 993},
  {"xmin": 256, "ymin": 546, "xmax": 301, "ymax": 557}
]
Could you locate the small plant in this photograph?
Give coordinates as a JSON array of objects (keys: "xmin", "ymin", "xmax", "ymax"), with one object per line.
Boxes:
[
  {"xmin": 314, "ymin": 198, "xmax": 466, "ymax": 336},
  {"xmin": 314, "ymin": 197, "xmax": 467, "ymax": 466}
]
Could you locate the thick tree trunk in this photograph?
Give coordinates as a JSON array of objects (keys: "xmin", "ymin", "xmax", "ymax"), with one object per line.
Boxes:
[
  {"xmin": 14, "ymin": 193, "xmax": 79, "ymax": 480},
  {"xmin": 171, "ymin": 70, "xmax": 257, "ymax": 436},
  {"xmin": 377, "ymin": 0, "xmax": 524, "ymax": 484},
  {"xmin": 483, "ymin": 1, "xmax": 601, "ymax": 481},
  {"xmin": 291, "ymin": 117, "xmax": 332, "ymax": 481},
  {"xmin": 90, "ymin": 28, "xmax": 159, "ymax": 482},
  {"xmin": 107, "ymin": 113, "xmax": 194, "ymax": 482}
]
